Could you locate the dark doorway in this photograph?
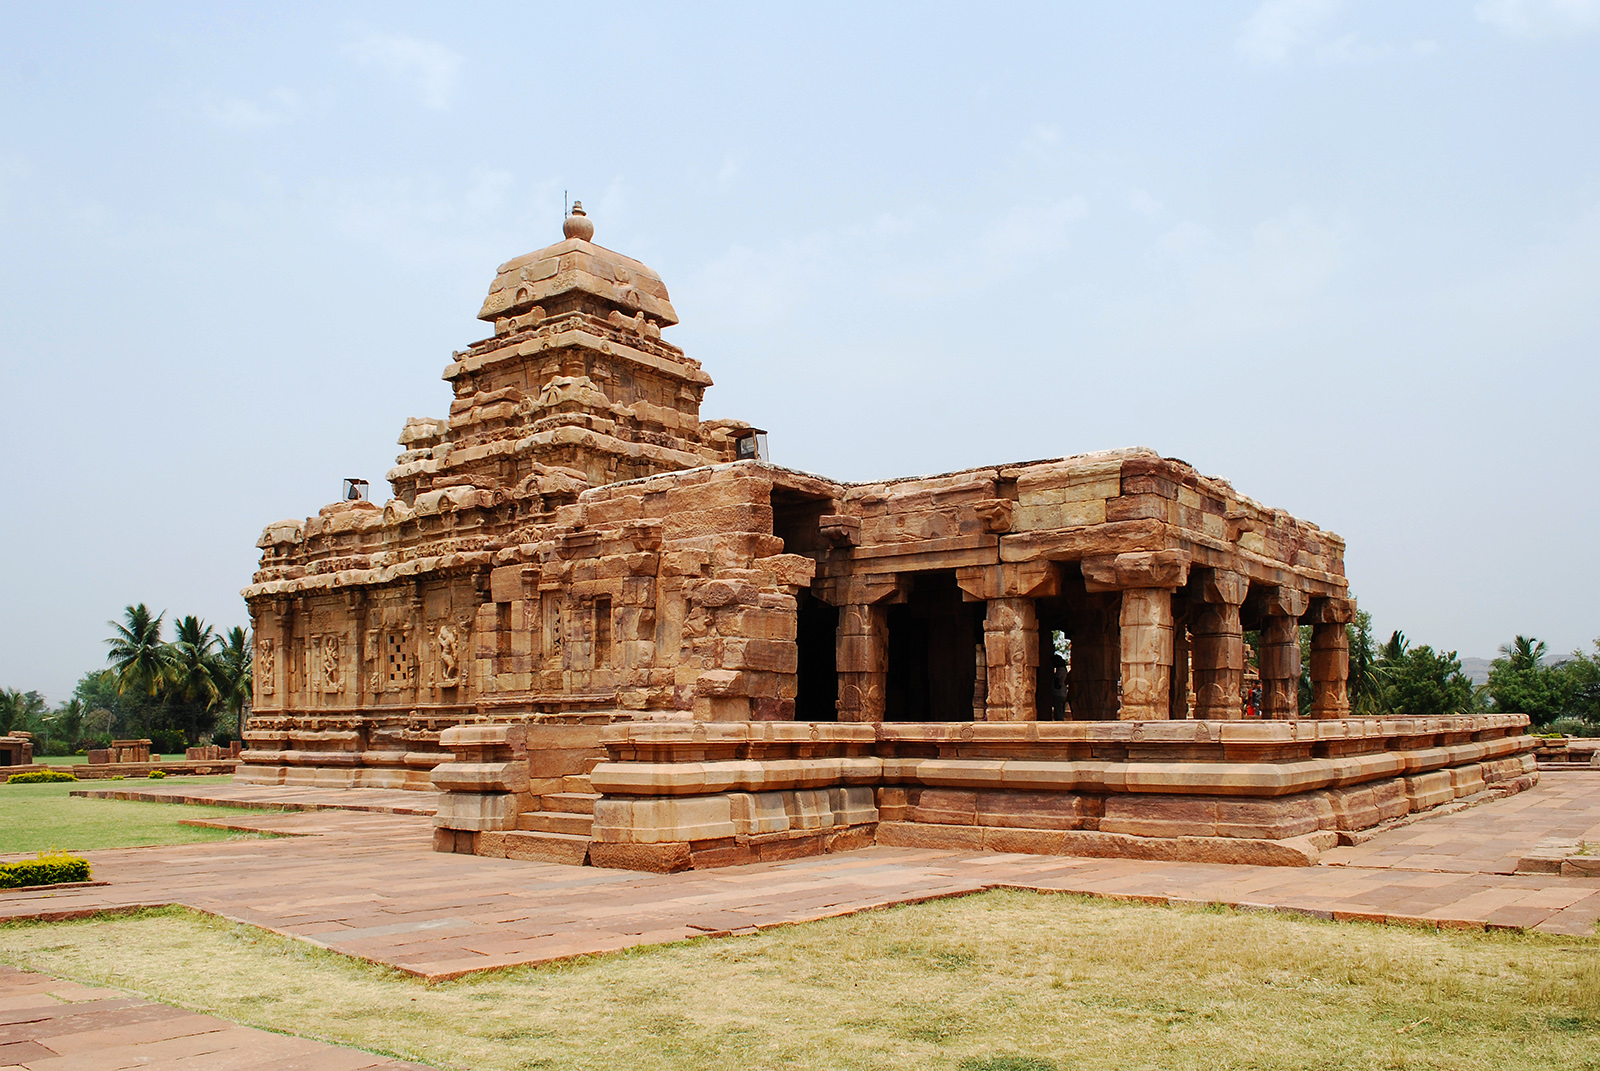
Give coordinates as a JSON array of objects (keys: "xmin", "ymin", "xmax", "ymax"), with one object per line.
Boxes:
[
  {"xmin": 795, "ymin": 589, "xmax": 839, "ymax": 721},
  {"xmin": 886, "ymin": 572, "xmax": 985, "ymax": 721}
]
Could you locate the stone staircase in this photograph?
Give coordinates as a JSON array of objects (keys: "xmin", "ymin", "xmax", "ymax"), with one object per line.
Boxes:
[{"xmin": 501, "ymin": 773, "xmax": 598, "ymax": 865}]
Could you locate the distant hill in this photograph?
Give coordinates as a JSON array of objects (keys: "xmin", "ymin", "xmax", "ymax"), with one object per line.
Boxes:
[{"xmin": 1459, "ymin": 657, "xmax": 1494, "ymax": 686}]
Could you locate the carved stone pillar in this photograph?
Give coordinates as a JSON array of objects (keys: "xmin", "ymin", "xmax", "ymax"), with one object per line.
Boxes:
[
  {"xmin": 1067, "ymin": 595, "xmax": 1120, "ymax": 721},
  {"xmin": 1308, "ymin": 596, "xmax": 1354, "ymax": 719},
  {"xmin": 1192, "ymin": 570, "xmax": 1246, "ymax": 721},
  {"xmin": 836, "ymin": 602, "xmax": 890, "ymax": 723},
  {"xmin": 1083, "ymin": 551, "xmax": 1190, "ymax": 722},
  {"xmin": 1117, "ymin": 589, "xmax": 1174, "ymax": 720},
  {"xmin": 1261, "ymin": 587, "xmax": 1309, "ymax": 719},
  {"xmin": 983, "ymin": 597, "xmax": 1039, "ymax": 721}
]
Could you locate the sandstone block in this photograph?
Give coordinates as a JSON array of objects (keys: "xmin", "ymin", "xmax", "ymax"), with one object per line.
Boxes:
[
  {"xmin": 589, "ymin": 841, "xmax": 692, "ymax": 872},
  {"xmin": 435, "ymin": 791, "xmax": 526, "ymax": 831}
]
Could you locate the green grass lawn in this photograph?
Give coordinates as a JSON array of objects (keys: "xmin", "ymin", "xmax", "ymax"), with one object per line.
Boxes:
[
  {"xmin": 1, "ymin": 894, "xmax": 1595, "ymax": 1071},
  {"xmin": 34, "ymin": 755, "xmax": 90, "ymax": 765},
  {"xmin": 0, "ymin": 777, "xmax": 269, "ymax": 854}
]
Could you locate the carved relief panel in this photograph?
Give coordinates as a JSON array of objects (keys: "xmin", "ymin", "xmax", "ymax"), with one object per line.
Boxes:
[
  {"xmin": 256, "ymin": 639, "xmax": 275, "ymax": 696},
  {"xmin": 313, "ymin": 634, "xmax": 344, "ymax": 695},
  {"xmin": 437, "ymin": 621, "xmax": 464, "ymax": 687}
]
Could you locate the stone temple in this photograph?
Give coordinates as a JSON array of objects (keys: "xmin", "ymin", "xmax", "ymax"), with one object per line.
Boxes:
[{"xmin": 241, "ymin": 205, "xmax": 1537, "ymax": 872}]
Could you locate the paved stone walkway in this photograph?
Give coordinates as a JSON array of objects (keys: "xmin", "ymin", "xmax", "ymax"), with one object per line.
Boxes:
[
  {"xmin": 0, "ymin": 964, "xmax": 434, "ymax": 1070},
  {"xmin": 1321, "ymin": 770, "xmax": 1600, "ymax": 873},
  {"xmin": 0, "ymin": 772, "xmax": 1595, "ymax": 984}
]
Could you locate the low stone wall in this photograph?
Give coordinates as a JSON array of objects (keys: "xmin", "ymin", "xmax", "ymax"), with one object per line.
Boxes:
[
  {"xmin": 428, "ymin": 714, "xmax": 1536, "ymax": 872},
  {"xmin": 47, "ymin": 761, "xmax": 239, "ymax": 779}
]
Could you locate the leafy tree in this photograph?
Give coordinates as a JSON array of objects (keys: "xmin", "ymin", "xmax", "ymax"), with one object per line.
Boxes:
[
  {"xmin": 1486, "ymin": 635, "xmax": 1571, "ymax": 726},
  {"xmin": 1565, "ymin": 641, "xmax": 1600, "ymax": 722},
  {"xmin": 105, "ymin": 604, "xmax": 171, "ymax": 698},
  {"xmin": 74, "ymin": 668, "xmax": 161, "ymax": 739},
  {"xmin": 45, "ymin": 698, "xmax": 85, "ymax": 752},
  {"xmin": 1383, "ymin": 644, "xmax": 1478, "ymax": 715}
]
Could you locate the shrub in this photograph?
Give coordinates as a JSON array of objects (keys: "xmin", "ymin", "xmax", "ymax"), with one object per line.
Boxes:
[
  {"xmin": 149, "ymin": 730, "xmax": 187, "ymax": 755},
  {"xmin": 0, "ymin": 851, "xmax": 91, "ymax": 888},
  {"xmin": 1547, "ymin": 716, "xmax": 1600, "ymax": 738},
  {"xmin": 6, "ymin": 770, "xmax": 78, "ymax": 784},
  {"xmin": 148, "ymin": 769, "xmax": 167, "ymax": 779}
]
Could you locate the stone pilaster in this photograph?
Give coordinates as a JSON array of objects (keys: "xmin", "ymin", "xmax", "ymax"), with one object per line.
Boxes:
[
  {"xmin": 1260, "ymin": 587, "xmax": 1309, "ymax": 719},
  {"xmin": 1308, "ymin": 596, "xmax": 1354, "ymax": 719},
  {"xmin": 1082, "ymin": 551, "xmax": 1190, "ymax": 722},
  {"xmin": 1192, "ymin": 570, "xmax": 1246, "ymax": 721},
  {"xmin": 983, "ymin": 597, "xmax": 1040, "ymax": 721}
]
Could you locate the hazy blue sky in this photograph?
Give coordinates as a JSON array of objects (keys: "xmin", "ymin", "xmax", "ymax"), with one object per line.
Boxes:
[{"xmin": 3, "ymin": 2, "xmax": 1598, "ymax": 702}]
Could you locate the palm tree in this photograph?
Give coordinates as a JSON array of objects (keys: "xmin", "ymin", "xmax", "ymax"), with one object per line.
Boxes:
[
  {"xmin": 213, "ymin": 626, "xmax": 253, "ymax": 738},
  {"xmin": 1500, "ymin": 635, "xmax": 1547, "ymax": 673},
  {"xmin": 0, "ymin": 688, "xmax": 47, "ymax": 743},
  {"xmin": 105, "ymin": 604, "xmax": 172, "ymax": 698},
  {"xmin": 168, "ymin": 616, "xmax": 222, "ymax": 745}
]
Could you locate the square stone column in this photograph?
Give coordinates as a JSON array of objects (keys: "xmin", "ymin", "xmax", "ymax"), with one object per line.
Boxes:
[
  {"xmin": 836, "ymin": 601, "xmax": 889, "ymax": 722},
  {"xmin": 1118, "ymin": 588, "xmax": 1175, "ymax": 720},
  {"xmin": 1192, "ymin": 570, "xmax": 1246, "ymax": 721},
  {"xmin": 1308, "ymin": 596, "xmax": 1354, "ymax": 719},
  {"xmin": 1067, "ymin": 595, "xmax": 1120, "ymax": 721},
  {"xmin": 1260, "ymin": 587, "xmax": 1309, "ymax": 719},
  {"xmin": 1083, "ymin": 551, "xmax": 1190, "ymax": 722},
  {"xmin": 984, "ymin": 597, "xmax": 1040, "ymax": 721}
]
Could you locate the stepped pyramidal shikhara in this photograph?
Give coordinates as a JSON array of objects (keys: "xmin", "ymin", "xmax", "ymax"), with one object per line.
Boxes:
[{"xmin": 241, "ymin": 205, "xmax": 1537, "ymax": 872}]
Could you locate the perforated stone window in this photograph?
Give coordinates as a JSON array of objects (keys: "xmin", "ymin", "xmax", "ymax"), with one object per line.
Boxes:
[{"xmin": 385, "ymin": 632, "xmax": 411, "ymax": 689}]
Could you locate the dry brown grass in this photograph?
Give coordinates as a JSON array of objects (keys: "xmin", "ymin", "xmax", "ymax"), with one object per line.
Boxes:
[{"xmin": 1, "ymin": 891, "xmax": 1596, "ymax": 1071}]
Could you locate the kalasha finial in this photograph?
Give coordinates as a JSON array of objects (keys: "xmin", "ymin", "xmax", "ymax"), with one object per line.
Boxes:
[{"xmin": 563, "ymin": 200, "xmax": 594, "ymax": 241}]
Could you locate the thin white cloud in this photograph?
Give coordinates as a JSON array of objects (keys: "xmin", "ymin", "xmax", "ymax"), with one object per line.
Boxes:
[
  {"xmin": 1476, "ymin": 0, "xmax": 1600, "ymax": 37},
  {"xmin": 1236, "ymin": 0, "xmax": 1424, "ymax": 65},
  {"xmin": 1128, "ymin": 189, "xmax": 1163, "ymax": 218},
  {"xmin": 347, "ymin": 32, "xmax": 462, "ymax": 111},
  {"xmin": 204, "ymin": 89, "xmax": 299, "ymax": 129},
  {"xmin": 1236, "ymin": 0, "xmax": 1340, "ymax": 64},
  {"xmin": 716, "ymin": 154, "xmax": 742, "ymax": 187}
]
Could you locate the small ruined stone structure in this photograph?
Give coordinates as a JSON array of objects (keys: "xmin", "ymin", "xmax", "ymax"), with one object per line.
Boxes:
[
  {"xmin": 0, "ymin": 734, "xmax": 33, "ymax": 769},
  {"xmin": 242, "ymin": 206, "xmax": 1537, "ymax": 871}
]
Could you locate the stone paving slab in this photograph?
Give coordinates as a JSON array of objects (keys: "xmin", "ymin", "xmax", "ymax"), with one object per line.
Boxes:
[
  {"xmin": 1, "ymin": 772, "xmax": 1595, "ymax": 983},
  {"xmin": 0, "ymin": 964, "xmax": 435, "ymax": 1070}
]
